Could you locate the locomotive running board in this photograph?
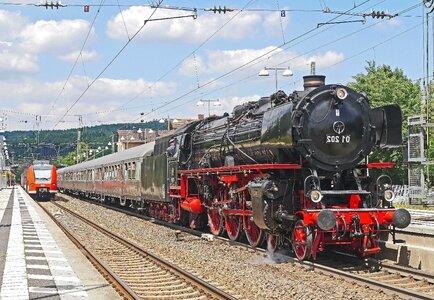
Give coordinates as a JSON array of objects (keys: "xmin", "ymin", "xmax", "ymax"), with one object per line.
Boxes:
[
  {"xmin": 304, "ymin": 208, "xmax": 396, "ymax": 212},
  {"xmin": 320, "ymin": 190, "xmax": 370, "ymax": 195}
]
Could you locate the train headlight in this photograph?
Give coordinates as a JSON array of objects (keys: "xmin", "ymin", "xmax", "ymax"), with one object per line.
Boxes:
[
  {"xmin": 384, "ymin": 189, "xmax": 395, "ymax": 202},
  {"xmin": 336, "ymin": 87, "xmax": 348, "ymax": 100},
  {"xmin": 310, "ymin": 189, "xmax": 323, "ymax": 203}
]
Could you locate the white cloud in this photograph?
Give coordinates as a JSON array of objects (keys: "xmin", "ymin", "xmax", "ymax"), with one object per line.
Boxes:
[
  {"xmin": 0, "ymin": 76, "xmax": 178, "ymax": 129},
  {"xmin": 215, "ymin": 95, "xmax": 262, "ymax": 115},
  {"xmin": 107, "ymin": 6, "xmax": 272, "ymax": 43},
  {"xmin": 60, "ymin": 50, "xmax": 98, "ymax": 62},
  {"xmin": 19, "ymin": 19, "xmax": 93, "ymax": 54},
  {"xmin": 0, "ymin": 11, "xmax": 96, "ymax": 74},
  {"xmin": 0, "ymin": 10, "xmax": 27, "ymax": 41},
  {"xmin": 263, "ymin": 10, "xmax": 290, "ymax": 37},
  {"xmin": 178, "ymin": 55, "xmax": 205, "ymax": 76},
  {"xmin": 179, "ymin": 46, "xmax": 344, "ymax": 77},
  {"xmin": 0, "ymin": 50, "xmax": 38, "ymax": 73}
]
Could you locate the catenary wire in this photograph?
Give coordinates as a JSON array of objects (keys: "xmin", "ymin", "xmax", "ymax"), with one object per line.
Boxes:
[
  {"xmin": 132, "ymin": 1, "xmax": 423, "ymax": 121},
  {"xmin": 47, "ymin": 0, "xmax": 107, "ymax": 115},
  {"xmin": 52, "ymin": 0, "xmax": 164, "ymax": 129},
  {"xmin": 96, "ymin": 0, "xmax": 258, "ymax": 123}
]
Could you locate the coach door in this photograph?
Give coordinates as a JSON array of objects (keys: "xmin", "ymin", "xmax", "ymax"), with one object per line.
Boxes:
[{"xmin": 167, "ymin": 157, "xmax": 178, "ymax": 196}]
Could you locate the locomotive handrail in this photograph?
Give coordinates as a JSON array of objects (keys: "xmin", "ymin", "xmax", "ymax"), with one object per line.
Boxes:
[
  {"xmin": 304, "ymin": 208, "xmax": 396, "ymax": 212},
  {"xmin": 320, "ymin": 190, "xmax": 371, "ymax": 195},
  {"xmin": 370, "ymin": 216, "xmax": 380, "ymax": 239},
  {"xmin": 177, "ymin": 163, "xmax": 301, "ymax": 175},
  {"xmin": 332, "ymin": 215, "xmax": 346, "ymax": 240}
]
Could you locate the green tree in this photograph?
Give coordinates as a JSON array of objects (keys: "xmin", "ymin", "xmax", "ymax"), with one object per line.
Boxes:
[{"xmin": 348, "ymin": 61, "xmax": 421, "ymax": 184}]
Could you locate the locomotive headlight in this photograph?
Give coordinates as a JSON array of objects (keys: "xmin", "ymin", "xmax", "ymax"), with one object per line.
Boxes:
[
  {"xmin": 384, "ymin": 189, "xmax": 395, "ymax": 202},
  {"xmin": 336, "ymin": 87, "xmax": 348, "ymax": 100},
  {"xmin": 310, "ymin": 189, "xmax": 323, "ymax": 203}
]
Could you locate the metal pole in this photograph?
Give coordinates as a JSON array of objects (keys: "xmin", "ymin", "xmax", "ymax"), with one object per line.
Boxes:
[
  {"xmin": 275, "ymin": 68, "xmax": 278, "ymax": 92},
  {"xmin": 76, "ymin": 130, "xmax": 81, "ymax": 164},
  {"xmin": 111, "ymin": 135, "xmax": 115, "ymax": 153}
]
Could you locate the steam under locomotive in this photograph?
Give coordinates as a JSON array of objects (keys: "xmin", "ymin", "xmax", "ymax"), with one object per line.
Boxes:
[{"xmin": 58, "ymin": 75, "xmax": 411, "ymax": 260}]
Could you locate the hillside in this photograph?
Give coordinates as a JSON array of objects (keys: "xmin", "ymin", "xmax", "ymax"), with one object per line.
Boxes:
[{"xmin": 4, "ymin": 120, "xmax": 167, "ymax": 165}]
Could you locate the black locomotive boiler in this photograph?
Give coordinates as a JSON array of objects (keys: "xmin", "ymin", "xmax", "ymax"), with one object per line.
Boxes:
[{"xmin": 58, "ymin": 75, "xmax": 410, "ymax": 260}]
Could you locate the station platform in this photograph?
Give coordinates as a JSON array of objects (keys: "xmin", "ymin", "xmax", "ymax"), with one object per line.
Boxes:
[
  {"xmin": 381, "ymin": 210, "xmax": 434, "ymax": 274},
  {"xmin": 0, "ymin": 186, "xmax": 120, "ymax": 300}
]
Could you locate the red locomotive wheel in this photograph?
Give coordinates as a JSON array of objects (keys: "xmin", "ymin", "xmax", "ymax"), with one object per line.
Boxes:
[
  {"xmin": 292, "ymin": 220, "xmax": 312, "ymax": 261},
  {"xmin": 224, "ymin": 215, "xmax": 242, "ymax": 241},
  {"xmin": 244, "ymin": 217, "xmax": 264, "ymax": 248},
  {"xmin": 207, "ymin": 208, "xmax": 224, "ymax": 236},
  {"xmin": 266, "ymin": 234, "xmax": 278, "ymax": 253}
]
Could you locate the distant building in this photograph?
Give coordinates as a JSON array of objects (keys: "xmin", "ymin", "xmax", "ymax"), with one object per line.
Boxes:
[
  {"xmin": 168, "ymin": 117, "xmax": 197, "ymax": 130},
  {"xmin": 117, "ymin": 117, "xmax": 201, "ymax": 152},
  {"xmin": 117, "ymin": 129, "xmax": 165, "ymax": 151}
]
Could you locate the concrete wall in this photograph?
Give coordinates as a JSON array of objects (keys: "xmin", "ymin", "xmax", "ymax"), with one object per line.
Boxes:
[{"xmin": 380, "ymin": 226, "xmax": 434, "ymax": 273}]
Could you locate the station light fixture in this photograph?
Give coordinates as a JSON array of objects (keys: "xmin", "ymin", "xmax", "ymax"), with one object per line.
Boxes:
[
  {"xmin": 310, "ymin": 189, "xmax": 323, "ymax": 203},
  {"xmin": 258, "ymin": 68, "xmax": 269, "ymax": 76},
  {"xmin": 384, "ymin": 189, "xmax": 395, "ymax": 202},
  {"xmin": 259, "ymin": 66, "xmax": 293, "ymax": 92},
  {"xmin": 282, "ymin": 67, "xmax": 293, "ymax": 77}
]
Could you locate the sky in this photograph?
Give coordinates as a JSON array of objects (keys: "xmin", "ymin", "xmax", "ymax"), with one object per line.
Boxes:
[{"xmin": 0, "ymin": 0, "xmax": 429, "ymax": 131}]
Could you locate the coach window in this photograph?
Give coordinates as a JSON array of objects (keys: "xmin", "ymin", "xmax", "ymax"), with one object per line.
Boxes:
[
  {"xmin": 124, "ymin": 163, "xmax": 128, "ymax": 179},
  {"xmin": 115, "ymin": 165, "xmax": 120, "ymax": 180},
  {"xmin": 131, "ymin": 162, "xmax": 136, "ymax": 180},
  {"xmin": 135, "ymin": 162, "xmax": 140, "ymax": 179}
]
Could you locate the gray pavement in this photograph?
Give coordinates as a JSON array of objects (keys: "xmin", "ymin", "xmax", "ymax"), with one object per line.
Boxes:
[{"xmin": 0, "ymin": 187, "xmax": 121, "ymax": 300}]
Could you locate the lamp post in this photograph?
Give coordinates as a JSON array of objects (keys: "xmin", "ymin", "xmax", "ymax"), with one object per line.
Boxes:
[
  {"xmin": 159, "ymin": 117, "xmax": 177, "ymax": 130},
  {"xmin": 258, "ymin": 66, "xmax": 293, "ymax": 92},
  {"xmin": 138, "ymin": 128, "xmax": 154, "ymax": 143},
  {"xmin": 196, "ymin": 99, "xmax": 221, "ymax": 117},
  {"xmin": 120, "ymin": 134, "xmax": 134, "ymax": 151}
]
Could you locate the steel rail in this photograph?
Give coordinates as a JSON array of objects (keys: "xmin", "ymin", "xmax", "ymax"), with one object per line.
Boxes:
[
  {"xmin": 296, "ymin": 260, "xmax": 434, "ymax": 300},
  {"xmin": 55, "ymin": 194, "xmax": 434, "ymax": 300},
  {"xmin": 36, "ymin": 201, "xmax": 141, "ymax": 300},
  {"xmin": 50, "ymin": 201, "xmax": 237, "ymax": 300}
]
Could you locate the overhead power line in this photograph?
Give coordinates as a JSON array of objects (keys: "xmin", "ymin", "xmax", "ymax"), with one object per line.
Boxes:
[
  {"xmin": 53, "ymin": 0, "xmax": 166, "ymax": 129},
  {"xmin": 96, "ymin": 0, "xmax": 257, "ymax": 123},
  {"xmin": 83, "ymin": 0, "xmax": 392, "ymax": 120},
  {"xmin": 49, "ymin": 2, "xmax": 205, "ymax": 129},
  {"xmin": 132, "ymin": 1, "xmax": 422, "ymax": 124},
  {"xmin": 130, "ymin": 0, "xmax": 373, "ymax": 123},
  {"xmin": 47, "ymin": 0, "xmax": 107, "ymax": 115}
]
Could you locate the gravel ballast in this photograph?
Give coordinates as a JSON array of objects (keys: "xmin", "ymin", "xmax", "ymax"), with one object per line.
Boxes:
[{"xmin": 44, "ymin": 195, "xmax": 404, "ymax": 300}]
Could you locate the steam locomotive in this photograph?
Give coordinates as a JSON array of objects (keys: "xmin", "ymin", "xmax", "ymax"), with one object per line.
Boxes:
[{"xmin": 58, "ymin": 75, "xmax": 411, "ymax": 260}]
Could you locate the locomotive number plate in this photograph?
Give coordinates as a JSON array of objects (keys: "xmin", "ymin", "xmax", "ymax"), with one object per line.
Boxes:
[{"xmin": 326, "ymin": 135, "xmax": 351, "ymax": 143}]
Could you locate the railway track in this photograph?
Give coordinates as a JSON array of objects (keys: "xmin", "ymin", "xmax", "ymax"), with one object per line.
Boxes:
[
  {"xmin": 38, "ymin": 200, "xmax": 236, "ymax": 300},
  {"xmin": 305, "ymin": 256, "xmax": 434, "ymax": 300},
  {"xmin": 54, "ymin": 194, "xmax": 434, "ymax": 300}
]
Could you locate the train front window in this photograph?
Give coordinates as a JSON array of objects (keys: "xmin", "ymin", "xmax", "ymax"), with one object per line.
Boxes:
[{"xmin": 34, "ymin": 169, "xmax": 51, "ymax": 182}]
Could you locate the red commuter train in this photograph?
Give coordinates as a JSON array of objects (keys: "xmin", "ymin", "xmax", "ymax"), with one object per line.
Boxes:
[{"xmin": 22, "ymin": 161, "xmax": 57, "ymax": 200}]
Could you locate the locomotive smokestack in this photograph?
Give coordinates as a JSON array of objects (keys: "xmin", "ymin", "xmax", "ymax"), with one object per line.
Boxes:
[{"xmin": 303, "ymin": 75, "xmax": 326, "ymax": 90}]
